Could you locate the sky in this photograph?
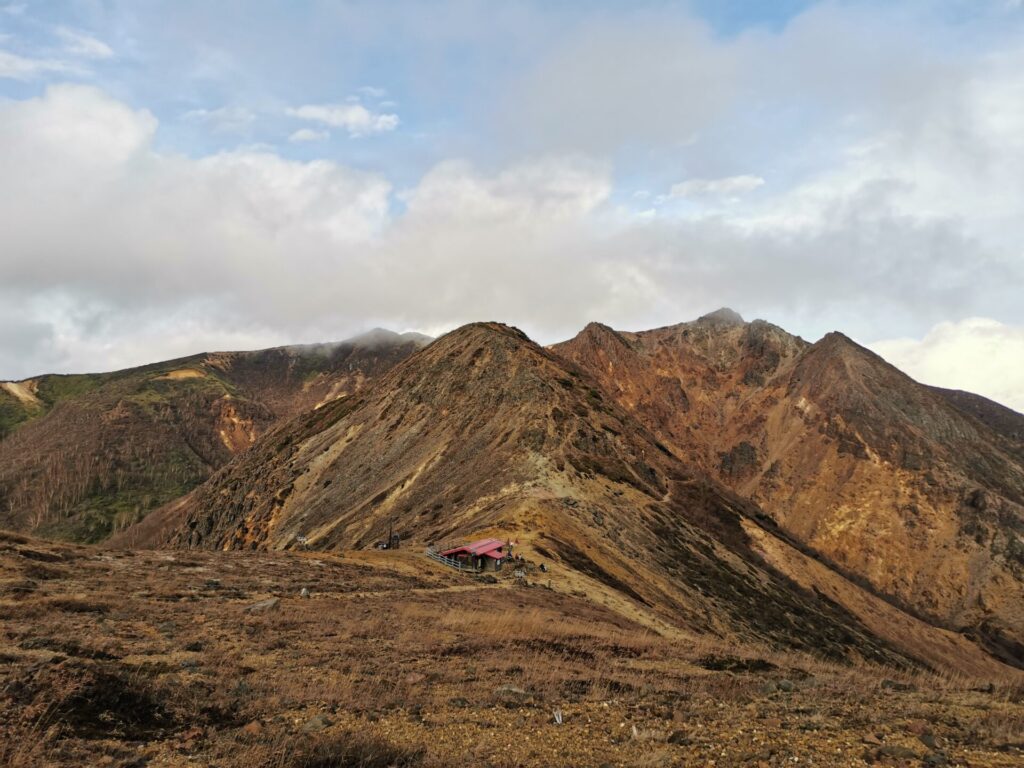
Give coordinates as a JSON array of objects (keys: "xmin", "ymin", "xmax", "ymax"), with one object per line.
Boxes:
[{"xmin": 1, "ymin": 1, "xmax": 1023, "ymax": 411}]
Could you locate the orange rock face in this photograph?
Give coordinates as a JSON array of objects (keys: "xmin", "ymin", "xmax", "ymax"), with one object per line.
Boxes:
[{"xmin": 553, "ymin": 310, "xmax": 1024, "ymax": 665}]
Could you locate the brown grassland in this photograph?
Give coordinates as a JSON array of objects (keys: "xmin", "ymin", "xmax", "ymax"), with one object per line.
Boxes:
[{"xmin": 1, "ymin": 530, "xmax": 1022, "ymax": 768}]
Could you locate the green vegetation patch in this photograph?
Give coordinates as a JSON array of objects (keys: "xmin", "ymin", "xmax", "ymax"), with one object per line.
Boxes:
[
  {"xmin": 0, "ymin": 390, "xmax": 37, "ymax": 439},
  {"xmin": 34, "ymin": 373, "xmax": 110, "ymax": 406},
  {"xmin": 39, "ymin": 483, "xmax": 203, "ymax": 545},
  {"xmin": 127, "ymin": 372, "xmax": 233, "ymax": 411},
  {"xmin": 37, "ymin": 446, "xmax": 211, "ymax": 544}
]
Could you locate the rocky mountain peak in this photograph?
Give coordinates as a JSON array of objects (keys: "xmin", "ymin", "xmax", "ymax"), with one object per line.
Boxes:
[{"xmin": 697, "ymin": 307, "xmax": 745, "ymax": 326}]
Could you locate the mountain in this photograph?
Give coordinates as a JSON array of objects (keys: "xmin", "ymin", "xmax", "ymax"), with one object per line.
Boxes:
[
  {"xmin": 931, "ymin": 386, "xmax": 1024, "ymax": 449},
  {"xmin": 0, "ymin": 330, "xmax": 430, "ymax": 542},
  {"xmin": 120, "ymin": 322, "xmax": 1013, "ymax": 674},
  {"xmin": 552, "ymin": 310, "xmax": 1024, "ymax": 666}
]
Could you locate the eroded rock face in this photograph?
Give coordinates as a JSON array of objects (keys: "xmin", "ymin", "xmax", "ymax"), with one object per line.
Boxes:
[{"xmin": 553, "ymin": 316, "xmax": 1024, "ymax": 663}]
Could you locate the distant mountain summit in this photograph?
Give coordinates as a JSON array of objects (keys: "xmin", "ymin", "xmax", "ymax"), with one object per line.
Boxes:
[{"xmin": 697, "ymin": 307, "xmax": 745, "ymax": 326}]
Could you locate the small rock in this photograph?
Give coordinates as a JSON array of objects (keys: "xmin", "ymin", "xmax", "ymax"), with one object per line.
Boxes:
[
  {"xmin": 923, "ymin": 751, "xmax": 949, "ymax": 767},
  {"xmin": 300, "ymin": 587, "xmax": 310, "ymax": 598},
  {"xmin": 881, "ymin": 678, "xmax": 917, "ymax": 692},
  {"xmin": 179, "ymin": 659, "xmax": 200, "ymax": 670},
  {"xmin": 184, "ymin": 641, "xmax": 204, "ymax": 652},
  {"xmin": 448, "ymin": 697, "xmax": 470, "ymax": 708},
  {"xmin": 495, "ymin": 684, "xmax": 532, "ymax": 704},
  {"xmin": 667, "ymin": 730, "xmax": 692, "ymax": 745},
  {"xmin": 405, "ymin": 672, "xmax": 426, "ymax": 685},
  {"xmin": 245, "ymin": 597, "xmax": 280, "ymax": 613},
  {"xmin": 302, "ymin": 713, "xmax": 332, "ymax": 732},
  {"xmin": 240, "ymin": 721, "xmax": 263, "ymax": 738},
  {"xmin": 776, "ymin": 679, "xmax": 795, "ymax": 692},
  {"xmin": 878, "ymin": 745, "xmax": 920, "ymax": 759},
  {"xmin": 918, "ymin": 730, "xmax": 938, "ymax": 750},
  {"xmin": 862, "ymin": 733, "xmax": 883, "ymax": 746}
]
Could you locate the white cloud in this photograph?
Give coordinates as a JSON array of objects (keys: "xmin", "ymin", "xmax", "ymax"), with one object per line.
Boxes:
[
  {"xmin": 3, "ymin": 1, "xmax": 1024, "ymax": 402},
  {"xmin": 288, "ymin": 128, "xmax": 329, "ymax": 143},
  {"xmin": 55, "ymin": 27, "xmax": 114, "ymax": 60},
  {"xmin": 182, "ymin": 105, "xmax": 255, "ymax": 134},
  {"xmin": 1, "ymin": 79, "xmax": 1023, "ymax": 395},
  {"xmin": 0, "ymin": 86, "xmax": 391, "ymax": 326},
  {"xmin": 669, "ymin": 175, "xmax": 765, "ymax": 201},
  {"xmin": 497, "ymin": 14, "xmax": 735, "ymax": 156},
  {"xmin": 0, "ymin": 49, "xmax": 73, "ymax": 80},
  {"xmin": 401, "ymin": 156, "xmax": 611, "ymax": 220},
  {"xmin": 0, "ymin": 84, "xmax": 156, "ymax": 168},
  {"xmin": 287, "ymin": 102, "xmax": 399, "ymax": 137},
  {"xmin": 870, "ymin": 319, "xmax": 1024, "ymax": 413},
  {"xmin": 0, "ymin": 85, "xmax": 628, "ymax": 376}
]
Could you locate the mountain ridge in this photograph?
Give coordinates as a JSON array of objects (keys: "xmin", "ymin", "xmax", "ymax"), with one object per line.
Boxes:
[
  {"xmin": 4, "ymin": 312, "xmax": 1023, "ymax": 673},
  {"xmin": 0, "ymin": 329, "xmax": 431, "ymax": 541},
  {"xmin": 116, "ymin": 320, "xmax": 1020, "ymax": 675}
]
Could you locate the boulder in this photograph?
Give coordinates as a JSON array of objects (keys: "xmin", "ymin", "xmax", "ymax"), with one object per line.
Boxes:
[{"xmin": 245, "ymin": 597, "xmax": 280, "ymax": 613}]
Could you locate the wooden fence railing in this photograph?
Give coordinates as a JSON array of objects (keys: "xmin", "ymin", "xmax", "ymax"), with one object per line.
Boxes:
[{"xmin": 424, "ymin": 546, "xmax": 475, "ymax": 572}]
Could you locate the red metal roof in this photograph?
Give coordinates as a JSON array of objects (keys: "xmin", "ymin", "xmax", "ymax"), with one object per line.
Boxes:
[{"xmin": 440, "ymin": 538, "xmax": 505, "ymax": 558}]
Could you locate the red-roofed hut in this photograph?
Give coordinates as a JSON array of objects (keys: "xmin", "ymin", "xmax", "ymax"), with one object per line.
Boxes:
[{"xmin": 439, "ymin": 538, "xmax": 508, "ymax": 572}]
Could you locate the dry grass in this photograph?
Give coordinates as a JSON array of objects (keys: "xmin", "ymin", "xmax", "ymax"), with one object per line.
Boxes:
[
  {"xmin": 221, "ymin": 730, "xmax": 426, "ymax": 768},
  {"xmin": 1, "ymin": 534, "xmax": 1023, "ymax": 767}
]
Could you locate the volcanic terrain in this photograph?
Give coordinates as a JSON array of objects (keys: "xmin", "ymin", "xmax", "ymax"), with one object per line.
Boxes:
[{"xmin": 3, "ymin": 312, "xmax": 1024, "ymax": 767}]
